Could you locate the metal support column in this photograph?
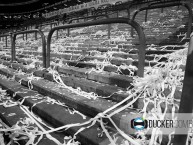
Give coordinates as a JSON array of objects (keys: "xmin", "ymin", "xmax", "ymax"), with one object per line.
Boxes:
[
  {"xmin": 145, "ymin": 9, "xmax": 148, "ymax": 22},
  {"xmin": 173, "ymin": 34, "xmax": 193, "ymax": 145},
  {"xmin": 161, "ymin": 7, "xmax": 164, "ymax": 13},
  {"xmin": 35, "ymin": 25, "xmax": 38, "ymax": 40},
  {"xmin": 26, "ymin": 27, "xmax": 28, "ymax": 40},
  {"xmin": 5, "ymin": 36, "xmax": 7, "ymax": 47},
  {"xmin": 67, "ymin": 28, "xmax": 70, "ymax": 37}
]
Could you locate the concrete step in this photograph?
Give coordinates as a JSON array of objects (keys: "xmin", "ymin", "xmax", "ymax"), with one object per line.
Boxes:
[
  {"xmin": 0, "ymin": 67, "xmax": 139, "ymax": 135},
  {"xmin": 0, "ymin": 77, "xmax": 117, "ymax": 145}
]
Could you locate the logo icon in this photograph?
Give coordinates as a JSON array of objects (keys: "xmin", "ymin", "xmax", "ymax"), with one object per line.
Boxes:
[{"xmin": 131, "ymin": 117, "xmax": 148, "ymax": 131}]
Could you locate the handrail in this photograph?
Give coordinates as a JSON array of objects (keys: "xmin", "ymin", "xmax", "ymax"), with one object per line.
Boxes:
[
  {"xmin": 67, "ymin": 14, "xmax": 111, "ymax": 39},
  {"xmin": 0, "ymin": 34, "xmax": 11, "ymax": 47},
  {"xmin": 173, "ymin": 33, "xmax": 193, "ymax": 145},
  {"xmin": 0, "ymin": 34, "xmax": 10, "ymax": 37},
  {"xmin": 39, "ymin": 22, "xmax": 58, "ymax": 27},
  {"xmin": 11, "ymin": 29, "xmax": 47, "ymax": 68},
  {"xmin": 128, "ymin": 0, "xmax": 156, "ymax": 10},
  {"xmin": 94, "ymin": 2, "xmax": 130, "ymax": 17},
  {"xmin": 46, "ymin": 18, "xmax": 146, "ymax": 77},
  {"xmin": 131, "ymin": 1, "xmax": 192, "ymax": 38},
  {"xmin": 148, "ymin": 0, "xmax": 181, "ymax": 7},
  {"xmin": 129, "ymin": 0, "xmax": 178, "ymax": 8},
  {"xmin": 68, "ymin": 14, "xmax": 109, "ymax": 24}
]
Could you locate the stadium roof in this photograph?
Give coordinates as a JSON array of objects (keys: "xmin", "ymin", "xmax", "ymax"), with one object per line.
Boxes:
[
  {"xmin": 0, "ymin": 0, "xmax": 186, "ymax": 30},
  {"xmin": 0, "ymin": 0, "xmax": 91, "ymax": 30},
  {"xmin": 0, "ymin": 0, "xmax": 83, "ymax": 14}
]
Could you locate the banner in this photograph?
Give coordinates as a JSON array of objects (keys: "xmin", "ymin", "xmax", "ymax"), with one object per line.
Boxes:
[{"xmin": 42, "ymin": 0, "xmax": 129, "ymax": 18}]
